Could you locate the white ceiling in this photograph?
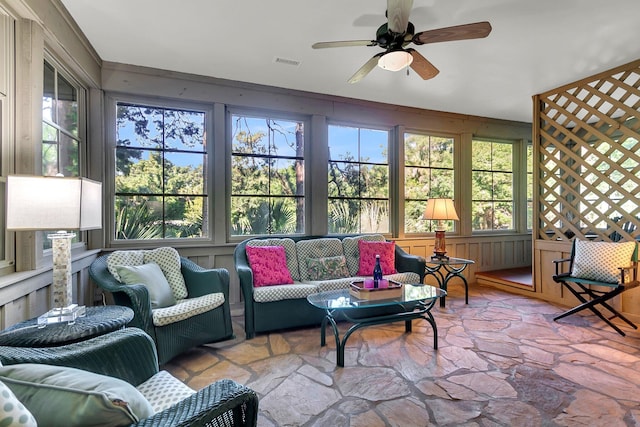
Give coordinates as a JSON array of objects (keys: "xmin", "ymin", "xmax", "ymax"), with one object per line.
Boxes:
[{"xmin": 59, "ymin": 0, "xmax": 640, "ymax": 123}]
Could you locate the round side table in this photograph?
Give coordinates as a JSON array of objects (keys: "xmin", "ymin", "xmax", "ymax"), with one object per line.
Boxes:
[{"xmin": 0, "ymin": 305, "xmax": 134, "ymax": 347}]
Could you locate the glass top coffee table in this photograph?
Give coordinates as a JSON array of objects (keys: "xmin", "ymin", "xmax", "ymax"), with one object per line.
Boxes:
[{"xmin": 307, "ymin": 284, "xmax": 446, "ymax": 367}]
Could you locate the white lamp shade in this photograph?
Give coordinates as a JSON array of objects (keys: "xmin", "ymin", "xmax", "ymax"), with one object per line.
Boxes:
[
  {"xmin": 378, "ymin": 50, "xmax": 413, "ymax": 72},
  {"xmin": 6, "ymin": 175, "xmax": 102, "ymax": 231},
  {"xmin": 423, "ymin": 198, "xmax": 459, "ymax": 221}
]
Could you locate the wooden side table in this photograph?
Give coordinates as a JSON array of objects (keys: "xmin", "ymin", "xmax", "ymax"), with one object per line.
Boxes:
[
  {"xmin": 425, "ymin": 257, "xmax": 475, "ymax": 308},
  {"xmin": 0, "ymin": 305, "xmax": 134, "ymax": 347}
]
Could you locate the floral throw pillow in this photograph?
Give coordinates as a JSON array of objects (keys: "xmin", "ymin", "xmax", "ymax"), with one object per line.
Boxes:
[
  {"xmin": 307, "ymin": 256, "xmax": 350, "ymax": 281},
  {"xmin": 357, "ymin": 240, "xmax": 397, "ymax": 276},
  {"xmin": 246, "ymin": 245, "xmax": 294, "ymax": 287}
]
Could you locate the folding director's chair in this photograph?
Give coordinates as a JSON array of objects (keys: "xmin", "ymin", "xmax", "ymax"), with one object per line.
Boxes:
[{"xmin": 552, "ymin": 239, "xmax": 639, "ymax": 336}]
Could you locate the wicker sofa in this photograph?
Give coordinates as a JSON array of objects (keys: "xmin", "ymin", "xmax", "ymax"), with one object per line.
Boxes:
[
  {"xmin": 234, "ymin": 234, "xmax": 425, "ymax": 338},
  {"xmin": 0, "ymin": 327, "xmax": 258, "ymax": 427}
]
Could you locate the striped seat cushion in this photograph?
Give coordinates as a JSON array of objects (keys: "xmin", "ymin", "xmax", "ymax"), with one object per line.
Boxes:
[
  {"xmin": 151, "ymin": 293, "xmax": 225, "ymax": 327},
  {"xmin": 253, "ymin": 283, "xmax": 319, "ymax": 303}
]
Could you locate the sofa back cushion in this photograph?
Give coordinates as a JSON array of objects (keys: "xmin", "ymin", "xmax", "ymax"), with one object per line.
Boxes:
[
  {"xmin": 357, "ymin": 240, "xmax": 397, "ymax": 276},
  {"xmin": 296, "ymin": 238, "xmax": 344, "ymax": 281},
  {"xmin": 246, "ymin": 245, "xmax": 294, "ymax": 287},
  {"xmin": 246, "ymin": 238, "xmax": 300, "ymax": 281},
  {"xmin": 107, "ymin": 247, "xmax": 188, "ymax": 299},
  {"xmin": 342, "ymin": 234, "xmax": 386, "ymax": 276},
  {"xmin": 115, "ymin": 263, "xmax": 177, "ymax": 308},
  {"xmin": 306, "ymin": 255, "xmax": 350, "ymax": 281}
]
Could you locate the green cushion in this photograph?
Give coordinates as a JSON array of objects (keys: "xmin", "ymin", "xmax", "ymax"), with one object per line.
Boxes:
[
  {"xmin": 0, "ymin": 380, "xmax": 37, "ymax": 426},
  {"xmin": 0, "ymin": 364, "xmax": 154, "ymax": 427},
  {"xmin": 116, "ymin": 263, "xmax": 177, "ymax": 308}
]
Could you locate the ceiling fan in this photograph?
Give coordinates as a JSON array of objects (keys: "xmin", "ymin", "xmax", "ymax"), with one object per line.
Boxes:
[{"xmin": 312, "ymin": 0, "xmax": 492, "ymax": 83}]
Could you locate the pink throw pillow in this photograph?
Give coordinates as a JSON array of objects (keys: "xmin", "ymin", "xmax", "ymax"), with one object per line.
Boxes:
[
  {"xmin": 356, "ymin": 240, "xmax": 397, "ymax": 276},
  {"xmin": 246, "ymin": 245, "xmax": 294, "ymax": 287}
]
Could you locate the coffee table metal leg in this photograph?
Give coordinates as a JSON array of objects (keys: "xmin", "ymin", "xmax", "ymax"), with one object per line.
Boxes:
[
  {"xmin": 338, "ymin": 323, "xmax": 367, "ymax": 367},
  {"xmin": 405, "ymin": 320, "xmax": 412, "ymax": 332},
  {"xmin": 425, "ymin": 311, "xmax": 438, "ymax": 350},
  {"xmin": 316, "ymin": 300, "xmax": 442, "ymax": 367}
]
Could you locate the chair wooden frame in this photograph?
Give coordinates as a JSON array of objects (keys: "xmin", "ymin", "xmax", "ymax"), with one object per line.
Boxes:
[{"xmin": 552, "ymin": 240, "xmax": 640, "ymax": 336}]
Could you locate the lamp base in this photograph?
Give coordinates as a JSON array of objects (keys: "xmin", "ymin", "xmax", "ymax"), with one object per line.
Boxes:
[
  {"xmin": 37, "ymin": 304, "xmax": 86, "ymax": 327},
  {"xmin": 432, "ymin": 230, "xmax": 448, "ymax": 261}
]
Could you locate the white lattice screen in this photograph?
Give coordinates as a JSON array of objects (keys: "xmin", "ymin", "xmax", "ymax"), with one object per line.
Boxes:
[{"xmin": 535, "ymin": 59, "xmax": 640, "ymax": 241}]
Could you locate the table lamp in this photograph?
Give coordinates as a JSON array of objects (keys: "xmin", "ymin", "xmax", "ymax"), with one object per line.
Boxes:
[
  {"xmin": 6, "ymin": 175, "xmax": 102, "ymax": 324},
  {"xmin": 423, "ymin": 198, "xmax": 459, "ymax": 260}
]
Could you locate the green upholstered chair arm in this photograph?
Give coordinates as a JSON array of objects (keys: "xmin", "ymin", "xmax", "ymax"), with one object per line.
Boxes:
[
  {"xmin": 181, "ymin": 257, "xmax": 230, "ymax": 299},
  {"xmin": 394, "ymin": 245, "xmax": 426, "ymax": 282},
  {"xmin": 134, "ymin": 379, "xmax": 259, "ymax": 427},
  {"xmin": 89, "ymin": 255, "xmax": 157, "ymax": 340},
  {"xmin": 233, "ymin": 241, "xmax": 256, "ymax": 338},
  {"xmin": 0, "ymin": 328, "xmax": 158, "ymax": 386}
]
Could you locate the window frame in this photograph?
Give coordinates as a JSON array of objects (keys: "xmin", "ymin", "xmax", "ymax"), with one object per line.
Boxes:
[
  {"xmin": 227, "ymin": 108, "xmax": 308, "ymax": 240},
  {"xmin": 471, "ymin": 137, "xmax": 518, "ymax": 234},
  {"xmin": 41, "ymin": 54, "xmax": 88, "ymax": 252},
  {"xmin": 0, "ymin": 8, "xmax": 13, "ymax": 276},
  {"xmin": 402, "ymin": 130, "xmax": 457, "ymax": 236},
  {"xmin": 105, "ymin": 94, "xmax": 214, "ymax": 247},
  {"xmin": 326, "ymin": 121, "xmax": 392, "ymax": 235}
]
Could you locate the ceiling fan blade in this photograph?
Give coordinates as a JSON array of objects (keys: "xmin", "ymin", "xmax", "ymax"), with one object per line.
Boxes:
[
  {"xmin": 312, "ymin": 40, "xmax": 377, "ymax": 49},
  {"xmin": 412, "ymin": 21, "xmax": 492, "ymax": 45},
  {"xmin": 387, "ymin": 0, "xmax": 413, "ymax": 34},
  {"xmin": 348, "ymin": 54, "xmax": 382, "ymax": 84},
  {"xmin": 407, "ymin": 49, "xmax": 439, "ymax": 80}
]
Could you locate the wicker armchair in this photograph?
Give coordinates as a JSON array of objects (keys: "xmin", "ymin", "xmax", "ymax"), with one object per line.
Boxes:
[
  {"xmin": 0, "ymin": 328, "xmax": 259, "ymax": 427},
  {"xmin": 89, "ymin": 254, "xmax": 234, "ymax": 364}
]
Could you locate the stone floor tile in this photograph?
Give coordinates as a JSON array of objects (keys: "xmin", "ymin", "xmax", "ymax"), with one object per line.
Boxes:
[
  {"xmin": 427, "ymin": 398, "xmax": 483, "ymax": 425},
  {"xmin": 438, "ymin": 346, "xmax": 490, "ymax": 371},
  {"xmin": 268, "ymin": 333, "xmax": 290, "ymax": 355},
  {"xmin": 308, "ymin": 409, "xmax": 349, "ymax": 427},
  {"xmin": 475, "ymin": 339, "xmax": 520, "ymax": 358},
  {"xmin": 187, "ymin": 359, "xmax": 252, "ymax": 389},
  {"xmin": 377, "ymin": 396, "xmax": 430, "ymax": 427},
  {"xmin": 349, "ymin": 410, "xmax": 387, "ymax": 427},
  {"xmin": 259, "ymin": 372, "xmax": 342, "ymax": 426},
  {"xmin": 216, "ymin": 341, "xmax": 271, "ymax": 365},
  {"xmin": 553, "ymin": 389, "xmax": 627, "ymax": 427},
  {"xmin": 447, "ymin": 371, "xmax": 517, "ymax": 399},
  {"xmin": 247, "ymin": 354, "xmax": 303, "ymax": 395},
  {"xmin": 520, "ymin": 344, "xmax": 555, "ymax": 366},
  {"xmin": 298, "ymin": 363, "xmax": 333, "ymax": 387},
  {"xmin": 571, "ymin": 342, "xmax": 639, "ymax": 363},
  {"xmin": 334, "ymin": 366, "xmax": 411, "ymax": 400},
  {"xmin": 484, "ymin": 400, "xmax": 543, "ymax": 427},
  {"xmin": 435, "ymin": 379, "xmax": 482, "ymax": 401},
  {"xmin": 554, "ymin": 362, "xmax": 640, "ymax": 400},
  {"xmin": 415, "ymin": 380, "xmax": 452, "ymax": 399},
  {"xmin": 164, "ymin": 286, "xmax": 640, "ymax": 426}
]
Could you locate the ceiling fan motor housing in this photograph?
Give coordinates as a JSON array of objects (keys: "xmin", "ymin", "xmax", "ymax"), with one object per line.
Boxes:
[{"xmin": 376, "ymin": 22, "xmax": 415, "ymax": 50}]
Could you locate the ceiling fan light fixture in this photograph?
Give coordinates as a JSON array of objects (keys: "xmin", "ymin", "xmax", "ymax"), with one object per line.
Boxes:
[{"xmin": 377, "ymin": 50, "xmax": 413, "ymax": 72}]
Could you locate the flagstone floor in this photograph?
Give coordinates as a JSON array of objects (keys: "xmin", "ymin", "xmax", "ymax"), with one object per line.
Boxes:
[{"xmin": 164, "ymin": 285, "xmax": 640, "ymax": 427}]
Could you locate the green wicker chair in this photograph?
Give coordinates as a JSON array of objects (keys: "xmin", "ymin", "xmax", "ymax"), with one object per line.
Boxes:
[
  {"xmin": 0, "ymin": 327, "xmax": 258, "ymax": 427},
  {"xmin": 90, "ymin": 255, "xmax": 234, "ymax": 364}
]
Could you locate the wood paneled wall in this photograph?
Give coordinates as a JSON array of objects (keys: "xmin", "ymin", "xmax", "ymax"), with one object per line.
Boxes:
[{"xmin": 533, "ymin": 59, "xmax": 640, "ymax": 322}]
